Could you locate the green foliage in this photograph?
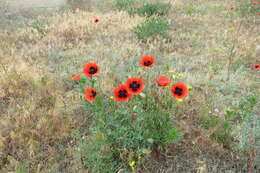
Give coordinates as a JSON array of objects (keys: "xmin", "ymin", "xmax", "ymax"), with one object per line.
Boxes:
[
  {"xmin": 231, "ymin": 59, "xmax": 245, "ymax": 72},
  {"xmin": 73, "ymin": 75, "xmax": 181, "ymax": 172},
  {"xmin": 211, "ymin": 120, "xmax": 233, "ymax": 147},
  {"xmin": 237, "ymin": 95, "xmax": 257, "ymax": 120},
  {"xmin": 237, "ymin": 0, "xmax": 260, "ymax": 16},
  {"xmin": 234, "ymin": 94, "xmax": 259, "ymax": 152},
  {"xmin": 199, "ymin": 95, "xmax": 258, "ymax": 147},
  {"xmin": 31, "ymin": 20, "xmax": 47, "ymax": 34},
  {"xmin": 185, "ymin": 5, "xmax": 197, "ymax": 15},
  {"xmin": 235, "ymin": 112, "xmax": 259, "ymax": 151},
  {"xmin": 134, "ymin": 16, "xmax": 171, "ymax": 42},
  {"xmin": 136, "ymin": 2, "xmax": 171, "ymax": 17},
  {"xmin": 15, "ymin": 162, "xmax": 29, "ymax": 173},
  {"xmin": 78, "ymin": 99, "xmax": 180, "ymax": 172},
  {"xmin": 199, "ymin": 114, "xmax": 220, "ymax": 129},
  {"xmin": 112, "ymin": 0, "xmax": 136, "ymax": 11}
]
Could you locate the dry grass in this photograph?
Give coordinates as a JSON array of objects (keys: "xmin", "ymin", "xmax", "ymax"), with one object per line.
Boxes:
[{"xmin": 0, "ymin": 0, "xmax": 259, "ymax": 172}]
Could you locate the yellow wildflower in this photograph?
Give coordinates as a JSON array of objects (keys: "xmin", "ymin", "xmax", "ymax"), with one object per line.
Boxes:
[
  {"xmin": 227, "ymin": 27, "xmax": 235, "ymax": 31},
  {"xmin": 213, "ymin": 48, "xmax": 223, "ymax": 51},
  {"xmin": 129, "ymin": 161, "xmax": 135, "ymax": 171},
  {"xmin": 187, "ymin": 85, "xmax": 192, "ymax": 90},
  {"xmin": 110, "ymin": 96, "xmax": 114, "ymax": 99},
  {"xmin": 168, "ymin": 70, "xmax": 175, "ymax": 73},
  {"xmin": 176, "ymin": 73, "xmax": 184, "ymax": 78},
  {"xmin": 138, "ymin": 154, "xmax": 142, "ymax": 161},
  {"xmin": 176, "ymin": 98, "xmax": 183, "ymax": 102}
]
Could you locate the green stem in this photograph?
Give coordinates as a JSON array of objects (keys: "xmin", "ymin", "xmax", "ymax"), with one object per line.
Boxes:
[
  {"xmin": 227, "ymin": 45, "xmax": 235, "ymax": 81},
  {"xmin": 90, "ymin": 76, "xmax": 95, "ymax": 88}
]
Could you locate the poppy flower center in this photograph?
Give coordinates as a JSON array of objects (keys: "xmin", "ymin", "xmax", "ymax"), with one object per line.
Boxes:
[
  {"xmin": 89, "ymin": 67, "xmax": 97, "ymax": 74},
  {"xmin": 91, "ymin": 90, "xmax": 97, "ymax": 97},
  {"xmin": 174, "ymin": 87, "xmax": 183, "ymax": 96},
  {"xmin": 129, "ymin": 81, "xmax": 140, "ymax": 91},
  {"xmin": 144, "ymin": 61, "xmax": 152, "ymax": 66},
  {"xmin": 118, "ymin": 89, "xmax": 128, "ymax": 98}
]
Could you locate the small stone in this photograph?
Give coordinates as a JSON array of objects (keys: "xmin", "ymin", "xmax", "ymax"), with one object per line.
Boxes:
[{"xmin": 256, "ymin": 45, "xmax": 260, "ymax": 57}]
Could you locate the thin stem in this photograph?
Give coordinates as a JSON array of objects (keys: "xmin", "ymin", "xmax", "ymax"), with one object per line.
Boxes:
[
  {"xmin": 90, "ymin": 76, "xmax": 95, "ymax": 88},
  {"xmin": 227, "ymin": 45, "xmax": 235, "ymax": 81}
]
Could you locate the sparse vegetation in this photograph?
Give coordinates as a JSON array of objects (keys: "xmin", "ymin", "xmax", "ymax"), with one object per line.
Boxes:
[
  {"xmin": 0, "ymin": 0, "xmax": 259, "ymax": 172},
  {"xmin": 113, "ymin": 0, "xmax": 136, "ymax": 11},
  {"xmin": 136, "ymin": 2, "xmax": 171, "ymax": 17}
]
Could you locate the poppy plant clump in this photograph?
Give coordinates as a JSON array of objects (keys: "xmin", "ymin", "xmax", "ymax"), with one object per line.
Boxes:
[
  {"xmin": 114, "ymin": 85, "xmax": 132, "ymax": 102},
  {"xmin": 156, "ymin": 75, "xmax": 171, "ymax": 87},
  {"xmin": 84, "ymin": 88, "xmax": 98, "ymax": 102},
  {"xmin": 126, "ymin": 78, "xmax": 144, "ymax": 95},
  {"xmin": 83, "ymin": 62, "xmax": 99, "ymax": 77},
  {"xmin": 170, "ymin": 83, "xmax": 188, "ymax": 99},
  {"xmin": 140, "ymin": 56, "xmax": 155, "ymax": 68}
]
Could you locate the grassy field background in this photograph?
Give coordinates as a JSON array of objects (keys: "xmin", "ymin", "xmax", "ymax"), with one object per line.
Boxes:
[{"xmin": 0, "ymin": 0, "xmax": 259, "ymax": 172}]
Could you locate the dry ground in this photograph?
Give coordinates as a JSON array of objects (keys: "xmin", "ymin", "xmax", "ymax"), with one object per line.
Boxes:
[{"xmin": 0, "ymin": 0, "xmax": 259, "ymax": 172}]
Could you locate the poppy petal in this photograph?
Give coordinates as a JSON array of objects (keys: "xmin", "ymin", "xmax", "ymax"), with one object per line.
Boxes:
[{"xmin": 71, "ymin": 73, "xmax": 81, "ymax": 80}]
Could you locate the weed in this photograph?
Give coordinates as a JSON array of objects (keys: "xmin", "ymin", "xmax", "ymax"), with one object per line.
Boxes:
[
  {"xmin": 15, "ymin": 162, "xmax": 29, "ymax": 173},
  {"xmin": 31, "ymin": 20, "xmax": 47, "ymax": 34},
  {"xmin": 199, "ymin": 95, "xmax": 258, "ymax": 147},
  {"xmin": 112, "ymin": 0, "xmax": 136, "ymax": 11},
  {"xmin": 134, "ymin": 16, "xmax": 171, "ymax": 42},
  {"xmin": 136, "ymin": 2, "xmax": 171, "ymax": 17}
]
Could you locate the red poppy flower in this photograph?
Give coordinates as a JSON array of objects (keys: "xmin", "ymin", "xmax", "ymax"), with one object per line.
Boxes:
[
  {"xmin": 114, "ymin": 85, "xmax": 132, "ymax": 102},
  {"xmin": 93, "ymin": 18, "xmax": 99, "ymax": 23},
  {"xmin": 251, "ymin": 2, "xmax": 260, "ymax": 6},
  {"xmin": 253, "ymin": 64, "xmax": 260, "ymax": 70},
  {"xmin": 170, "ymin": 83, "xmax": 188, "ymax": 99},
  {"xmin": 156, "ymin": 75, "xmax": 171, "ymax": 87},
  {"xmin": 140, "ymin": 56, "xmax": 155, "ymax": 68},
  {"xmin": 83, "ymin": 62, "xmax": 99, "ymax": 77},
  {"xmin": 84, "ymin": 88, "xmax": 98, "ymax": 102},
  {"xmin": 71, "ymin": 73, "xmax": 81, "ymax": 80},
  {"xmin": 125, "ymin": 78, "xmax": 143, "ymax": 95},
  {"xmin": 75, "ymin": 5, "xmax": 84, "ymax": 10},
  {"xmin": 256, "ymin": 12, "xmax": 260, "ymax": 15},
  {"xmin": 131, "ymin": 147, "xmax": 138, "ymax": 151}
]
